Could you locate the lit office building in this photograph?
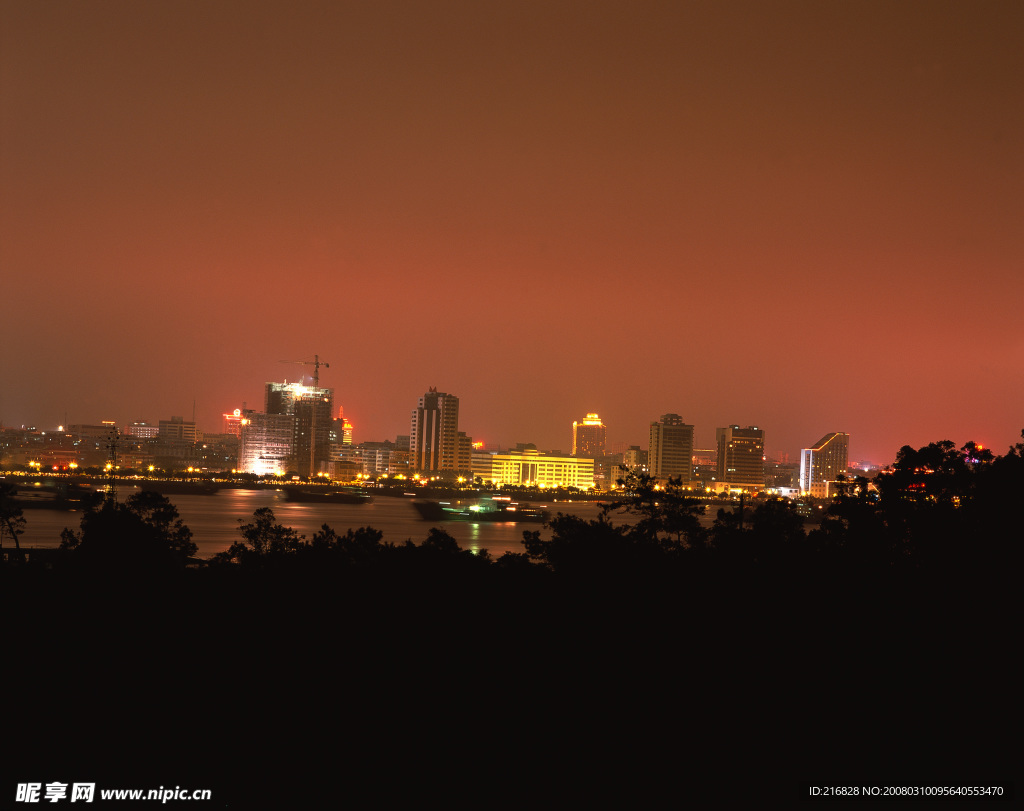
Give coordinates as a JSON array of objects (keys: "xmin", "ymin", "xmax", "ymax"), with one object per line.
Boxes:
[
  {"xmin": 571, "ymin": 413, "xmax": 606, "ymax": 458},
  {"xmin": 715, "ymin": 425, "xmax": 765, "ymax": 492},
  {"xmin": 799, "ymin": 432, "xmax": 850, "ymax": 497},
  {"xmin": 472, "ymin": 448, "xmax": 595, "ymax": 490},
  {"xmin": 648, "ymin": 414, "xmax": 694, "ymax": 484},
  {"xmin": 410, "ymin": 388, "xmax": 460, "ymax": 472}
]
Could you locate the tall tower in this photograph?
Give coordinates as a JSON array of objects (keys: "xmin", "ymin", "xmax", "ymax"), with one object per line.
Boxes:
[
  {"xmin": 411, "ymin": 388, "xmax": 460, "ymax": 472},
  {"xmin": 715, "ymin": 425, "xmax": 765, "ymax": 491},
  {"xmin": 799, "ymin": 432, "xmax": 850, "ymax": 496},
  {"xmin": 572, "ymin": 413, "xmax": 606, "ymax": 458},
  {"xmin": 648, "ymin": 414, "xmax": 694, "ymax": 484},
  {"xmin": 265, "ymin": 381, "xmax": 334, "ymax": 477}
]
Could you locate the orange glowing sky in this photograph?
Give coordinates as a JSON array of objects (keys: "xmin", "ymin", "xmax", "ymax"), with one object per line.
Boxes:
[{"xmin": 2, "ymin": 1, "xmax": 1021, "ymax": 464}]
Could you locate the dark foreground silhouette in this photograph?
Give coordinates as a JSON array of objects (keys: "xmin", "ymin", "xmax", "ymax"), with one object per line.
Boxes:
[{"xmin": 3, "ymin": 436, "xmax": 1019, "ymax": 805}]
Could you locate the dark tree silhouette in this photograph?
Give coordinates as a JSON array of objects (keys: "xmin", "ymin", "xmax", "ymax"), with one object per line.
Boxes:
[
  {"xmin": 58, "ymin": 492, "xmax": 197, "ymax": 570},
  {"xmin": 523, "ymin": 512, "xmax": 640, "ymax": 574},
  {"xmin": 123, "ymin": 489, "xmax": 197, "ymax": 561},
  {"xmin": 309, "ymin": 524, "xmax": 387, "ymax": 565},
  {"xmin": 710, "ymin": 496, "xmax": 807, "ymax": 569},
  {"xmin": 603, "ymin": 468, "xmax": 707, "ymax": 549},
  {"xmin": 0, "ymin": 482, "xmax": 27, "ymax": 559},
  {"xmin": 210, "ymin": 507, "xmax": 305, "ymax": 565}
]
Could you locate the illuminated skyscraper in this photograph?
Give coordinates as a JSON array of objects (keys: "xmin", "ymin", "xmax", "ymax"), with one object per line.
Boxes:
[
  {"xmin": 648, "ymin": 414, "xmax": 694, "ymax": 484},
  {"xmin": 799, "ymin": 432, "xmax": 850, "ymax": 497},
  {"xmin": 336, "ymin": 406, "xmax": 354, "ymax": 446},
  {"xmin": 572, "ymin": 413, "xmax": 606, "ymax": 458},
  {"xmin": 265, "ymin": 381, "xmax": 334, "ymax": 477},
  {"xmin": 715, "ymin": 425, "xmax": 765, "ymax": 491},
  {"xmin": 411, "ymin": 388, "xmax": 460, "ymax": 472}
]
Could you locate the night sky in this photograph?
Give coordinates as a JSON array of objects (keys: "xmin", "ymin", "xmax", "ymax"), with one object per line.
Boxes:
[{"xmin": 2, "ymin": 1, "xmax": 1021, "ymax": 465}]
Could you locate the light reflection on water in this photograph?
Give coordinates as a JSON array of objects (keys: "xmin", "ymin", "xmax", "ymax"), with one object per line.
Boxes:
[{"xmin": 15, "ymin": 487, "xmax": 609, "ymax": 560}]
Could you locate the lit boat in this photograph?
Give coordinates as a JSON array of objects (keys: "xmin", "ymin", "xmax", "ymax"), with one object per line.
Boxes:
[
  {"xmin": 411, "ymin": 496, "xmax": 550, "ymax": 523},
  {"xmin": 282, "ymin": 486, "xmax": 372, "ymax": 504}
]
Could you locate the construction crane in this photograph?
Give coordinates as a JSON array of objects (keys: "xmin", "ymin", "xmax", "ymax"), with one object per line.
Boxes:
[
  {"xmin": 279, "ymin": 355, "xmax": 331, "ymax": 478},
  {"xmin": 280, "ymin": 354, "xmax": 330, "ymax": 389}
]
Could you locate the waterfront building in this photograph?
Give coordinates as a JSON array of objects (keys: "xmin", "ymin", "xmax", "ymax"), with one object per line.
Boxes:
[
  {"xmin": 194, "ymin": 433, "xmax": 239, "ymax": 472},
  {"xmin": 265, "ymin": 381, "xmax": 334, "ymax": 477},
  {"xmin": 715, "ymin": 425, "xmax": 765, "ymax": 492},
  {"xmin": 158, "ymin": 416, "xmax": 198, "ymax": 445},
  {"xmin": 648, "ymin": 414, "xmax": 694, "ymax": 484},
  {"xmin": 154, "ymin": 417, "xmax": 199, "ymax": 464},
  {"xmin": 571, "ymin": 413, "xmax": 606, "ymax": 458},
  {"xmin": 472, "ymin": 448, "xmax": 595, "ymax": 490},
  {"xmin": 356, "ymin": 441, "xmax": 397, "ymax": 477},
  {"xmin": 799, "ymin": 432, "xmax": 850, "ymax": 497},
  {"xmin": 457, "ymin": 431, "xmax": 474, "ymax": 474},
  {"xmin": 410, "ymin": 388, "xmax": 460, "ymax": 472},
  {"xmin": 238, "ymin": 411, "xmax": 295, "ymax": 476}
]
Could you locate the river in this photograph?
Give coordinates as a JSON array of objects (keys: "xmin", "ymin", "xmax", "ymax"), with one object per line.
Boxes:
[{"xmin": 13, "ymin": 487, "xmax": 612, "ymax": 560}]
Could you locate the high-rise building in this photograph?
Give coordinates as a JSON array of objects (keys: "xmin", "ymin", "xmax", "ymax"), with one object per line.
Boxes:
[
  {"xmin": 648, "ymin": 414, "xmax": 694, "ymax": 484},
  {"xmin": 238, "ymin": 411, "xmax": 295, "ymax": 476},
  {"xmin": 572, "ymin": 413, "xmax": 606, "ymax": 458},
  {"xmin": 265, "ymin": 381, "xmax": 334, "ymax": 477},
  {"xmin": 799, "ymin": 432, "xmax": 850, "ymax": 497},
  {"xmin": 336, "ymin": 407, "xmax": 354, "ymax": 446},
  {"xmin": 456, "ymin": 431, "xmax": 474, "ymax": 474},
  {"xmin": 715, "ymin": 425, "xmax": 765, "ymax": 491},
  {"xmin": 410, "ymin": 388, "xmax": 460, "ymax": 472}
]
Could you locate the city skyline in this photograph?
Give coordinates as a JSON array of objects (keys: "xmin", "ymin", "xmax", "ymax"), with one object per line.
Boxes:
[
  {"xmin": 2, "ymin": 2, "xmax": 1021, "ymax": 465},
  {"xmin": 0, "ymin": 365, "xmax": 1016, "ymax": 468}
]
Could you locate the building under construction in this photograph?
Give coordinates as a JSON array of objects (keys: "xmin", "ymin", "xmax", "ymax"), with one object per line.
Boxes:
[{"xmin": 264, "ymin": 381, "xmax": 335, "ymax": 477}]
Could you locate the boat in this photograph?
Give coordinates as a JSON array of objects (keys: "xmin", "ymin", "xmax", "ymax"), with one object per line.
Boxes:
[
  {"xmin": 411, "ymin": 496, "xmax": 550, "ymax": 523},
  {"xmin": 139, "ymin": 481, "xmax": 221, "ymax": 496},
  {"xmin": 282, "ymin": 486, "xmax": 372, "ymax": 505},
  {"xmin": 8, "ymin": 482, "xmax": 104, "ymax": 511}
]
